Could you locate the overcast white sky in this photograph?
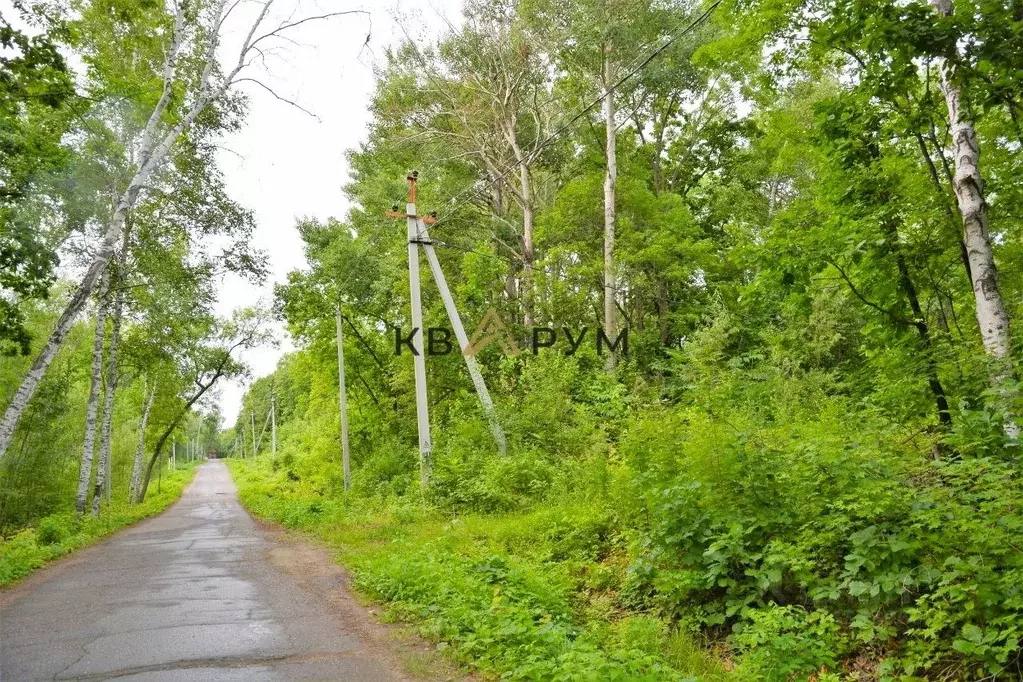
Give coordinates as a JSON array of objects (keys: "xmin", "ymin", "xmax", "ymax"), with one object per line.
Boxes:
[{"xmin": 213, "ymin": 0, "xmax": 462, "ymax": 424}]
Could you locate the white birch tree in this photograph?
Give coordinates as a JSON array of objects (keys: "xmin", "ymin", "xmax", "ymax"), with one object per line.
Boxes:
[
  {"xmin": 930, "ymin": 0, "xmax": 1018, "ymax": 437},
  {"xmin": 0, "ymin": 0, "xmax": 363, "ymax": 460},
  {"xmin": 602, "ymin": 48, "xmax": 618, "ymax": 369},
  {"xmin": 74, "ymin": 271, "xmax": 110, "ymax": 513},
  {"xmin": 129, "ymin": 380, "xmax": 157, "ymax": 503},
  {"xmin": 92, "ymin": 243, "xmax": 129, "ymax": 515}
]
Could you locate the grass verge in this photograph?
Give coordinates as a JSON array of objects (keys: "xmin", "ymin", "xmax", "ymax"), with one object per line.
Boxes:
[
  {"xmin": 228, "ymin": 459, "xmax": 741, "ymax": 681},
  {"xmin": 0, "ymin": 463, "xmax": 199, "ymax": 587}
]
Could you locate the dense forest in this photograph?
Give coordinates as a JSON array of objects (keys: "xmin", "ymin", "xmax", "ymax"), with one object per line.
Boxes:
[{"xmin": 4, "ymin": 0, "xmax": 1023, "ymax": 678}]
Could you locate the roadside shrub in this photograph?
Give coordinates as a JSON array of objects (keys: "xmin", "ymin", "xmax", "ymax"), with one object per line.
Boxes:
[
  {"xmin": 732, "ymin": 605, "xmax": 847, "ymax": 679},
  {"xmin": 623, "ymin": 386, "xmax": 1023, "ymax": 677},
  {"xmin": 353, "ymin": 547, "xmax": 683, "ymax": 681},
  {"xmin": 36, "ymin": 515, "xmax": 71, "ymax": 545},
  {"xmin": 0, "ymin": 465, "xmax": 197, "ymax": 587}
]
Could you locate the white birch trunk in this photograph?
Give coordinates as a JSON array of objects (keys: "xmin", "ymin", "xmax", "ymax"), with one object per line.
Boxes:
[
  {"xmin": 92, "ymin": 265, "xmax": 126, "ymax": 515},
  {"xmin": 602, "ymin": 52, "xmax": 618, "ymax": 369},
  {"xmin": 75, "ymin": 271, "xmax": 111, "ymax": 514},
  {"xmin": 504, "ymin": 118, "xmax": 534, "ymax": 326},
  {"xmin": 931, "ymin": 0, "xmax": 1018, "ymax": 438},
  {"xmin": 130, "ymin": 382, "xmax": 157, "ymax": 503},
  {"xmin": 0, "ymin": 5, "xmax": 186, "ymax": 461},
  {"xmin": 0, "ymin": 0, "xmax": 274, "ymax": 461}
]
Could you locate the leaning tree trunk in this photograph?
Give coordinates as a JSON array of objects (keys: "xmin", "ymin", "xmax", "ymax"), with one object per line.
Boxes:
[
  {"xmin": 0, "ymin": 76, "xmax": 172, "ymax": 464},
  {"xmin": 603, "ymin": 51, "xmax": 619, "ymax": 369},
  {"xmin": 129, "ymin": 381, "xmax": 157, "ymax": 503},
  {"xmin": 0, "ymin": 0, "xmax": 241, "ymax": 461},
  {"xmin": 139, "ymin": 346, "xmax": 239, "ymax": 502},
  {"xmin": 0, "ymin": 229, "xmax": 124, "ymax": 461},
  {"xmin": 930, "ymin": 0, "xmax": 1018, "ymax": 438},
  {"xmin": 92, "ymin": 258, "xmax": 126, "ymax": 515},
  {"xmin": 74, "ymin": 271, "xmax": 111, "ymax": 514}
]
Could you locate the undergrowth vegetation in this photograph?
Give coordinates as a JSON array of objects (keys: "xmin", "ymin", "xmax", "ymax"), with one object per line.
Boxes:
[
  {"xmin": 228, "ymin": 340, "xmax": 1023, "ymax": 680},
  {"xmin": 230, "ymin": 459, "xmax": 739, "ymax": 681},
  {"xmin": 0, "ymin": 463, "xmax": 198, "ymax": 587}
]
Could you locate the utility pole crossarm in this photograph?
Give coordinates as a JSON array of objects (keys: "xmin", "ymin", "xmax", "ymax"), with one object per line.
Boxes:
[{"xmin": 388, "ymin": 170, "xmax": 508, "ymax": 479}]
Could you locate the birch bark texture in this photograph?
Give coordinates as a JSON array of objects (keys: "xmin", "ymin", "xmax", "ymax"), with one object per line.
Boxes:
[
  {"xmin": 93, "ymin": 246, "xmax": 128, "ymax": 515},
  {"xmin": 75, "ymin": 271, "xmax": 111, "ymax": 514},
  {"xmin": 930, "ymin": 0, "xmax": 1018, "ymax": 436},
  {"xmin": 130, "ymin": 381, "xmax": 157, "ymax": 503},
  {"xmin": 602, "ymin": 50, "xmax": 618, "ymax": 369},
  {"xmin": 505, "ymin": 119, "xmax": 536, "ymax": 326}
]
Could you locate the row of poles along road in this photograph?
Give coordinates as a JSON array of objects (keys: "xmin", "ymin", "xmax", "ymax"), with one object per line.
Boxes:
[
  {"xmin": 169, "ymin": 437, "xmax": 212, "ymax": 470},
  {"xmin": 229, "ymin": 390, "xmax": 278, "ymax": 464}
]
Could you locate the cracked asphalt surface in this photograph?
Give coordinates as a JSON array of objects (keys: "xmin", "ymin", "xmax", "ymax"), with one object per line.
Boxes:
[{"xmin": 1, "ymin": 461, "xmax": 401, "ymax": 681}]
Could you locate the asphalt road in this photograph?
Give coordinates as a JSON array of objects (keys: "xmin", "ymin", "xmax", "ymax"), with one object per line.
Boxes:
[{"xmin": 1, "ymin": 461, "xmax": 401, "ymax": 681}]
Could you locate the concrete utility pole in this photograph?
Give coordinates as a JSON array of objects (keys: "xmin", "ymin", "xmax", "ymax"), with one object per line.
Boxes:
[
  {"xmin": 336, "ymin": 307, "xmax": 351, "ymax": 491},
  {"xmin": 406, "ymin": 172, "xmax": 432, "ymax": 487},
  {"xmin": 250, "ymin": 410, "xmax": 256, "ymax": 457},
  {"xmin": 388, "ymin": 171, "xmax": 509, "ymax": 486},
  {"xmin": 271, "ymin": 392, "xmax": 277, "ymax": 461}
]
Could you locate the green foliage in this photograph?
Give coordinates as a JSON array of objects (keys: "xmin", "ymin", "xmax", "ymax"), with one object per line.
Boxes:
[
  {"xmin": 5, "ymin": 0, "xmax": 1023, "ymax": 678},
  {"xmin": 0, "ymin": 5, "xmax": 76, "ymax": 355},
  {"xmin": 222, "ymin": 0, "xmax": 1023, "ymax": 671}
]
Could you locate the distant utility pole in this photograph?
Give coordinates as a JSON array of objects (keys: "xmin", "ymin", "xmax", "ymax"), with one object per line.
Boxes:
[
  {"xmin": 270, "ymin": 391, "xmax": 277, "ymax": 461},
  {"xmin": 250, "ymin": 410, "xmax": 256, "ymax": 457},
  {"xmin": 388, "ymin": 171, "xmax": 508, "ymax": 486},
  {"xmin": 336, "ymin": 306, "xmax": 351, "ymax": 491}
]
